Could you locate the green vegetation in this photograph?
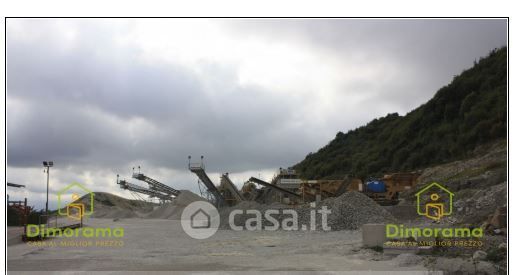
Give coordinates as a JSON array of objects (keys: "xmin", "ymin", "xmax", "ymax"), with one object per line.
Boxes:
[{"xmin": 295, "ymin": 47, "xmax": 507, "ymax": 179}]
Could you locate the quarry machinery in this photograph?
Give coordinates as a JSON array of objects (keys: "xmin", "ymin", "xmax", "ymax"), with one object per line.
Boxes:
[
  {"xmin": 259, "ymin": 168, "xmax": 418, "ymax": 205},
  {"xmin": 264, "ymin": 168, "xmax": 363, "ymax": 203},
  {"xmin": 218, "ymin": 173, "xmax": 246, "ymax": 206},
  {"xmin": 248, "ymin": 177, "xmax": 303, "ymax": 204},
  {"xmin": 241, "ymin": 181, "xmax": 258, "ymax": 200},
  {"xmin": 132, "ymin": 172, "xmax": 181, "ymax": 197},
  {"xmin": 117, "ymin": 175, "xmax": 174, "ymax": 203},
  {"xmin": 299, "ymin": 176, "xmax": 362, "ymax": 200},
  {"xmin": 7, "ymin": 182, "xmax": 31, "ymax": 237},
  {"xmin": 249, "ymin": 169, "xmax": 360, "ymax": 204},
  {"xmin": 362, "ymin": 172, "xmax": 420, "ymax": 205},
  {"xmin": 188, "ymin": 156, "xmax": 226, "ymax": 207}
]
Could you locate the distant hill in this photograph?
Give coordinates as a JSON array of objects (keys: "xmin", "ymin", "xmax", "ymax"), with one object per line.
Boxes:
[{"xmin": 294, "ymin": 47, "xmax": 507, "ymax": 179}]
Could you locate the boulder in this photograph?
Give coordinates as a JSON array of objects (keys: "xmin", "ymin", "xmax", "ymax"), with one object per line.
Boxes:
[
  {"xmin": 489, "ymin": 207, "xmax": 507, "ymax": 228},
  {"xmin": 473, "ymin": 250, "xmax": 487, "ymax": 261}
]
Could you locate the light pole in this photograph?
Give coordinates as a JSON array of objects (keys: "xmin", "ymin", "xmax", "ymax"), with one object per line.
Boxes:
[{"xmin": 43, "ymin": 161, "xmax": 54, "ymax": 215}]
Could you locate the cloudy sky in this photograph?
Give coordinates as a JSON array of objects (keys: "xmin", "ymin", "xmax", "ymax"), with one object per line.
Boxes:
[{"xmin": 6, "ymin": 18, "xmax": 506, "ymax": 209}]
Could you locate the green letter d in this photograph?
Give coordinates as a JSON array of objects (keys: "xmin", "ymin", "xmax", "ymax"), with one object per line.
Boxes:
[
  {"xmin": 26, "ymin": 224, "xmax": 40, "ymax": 237},
  {"xmin": 386, "ymin": 224, "xmax": 398, "ymax": 238}
]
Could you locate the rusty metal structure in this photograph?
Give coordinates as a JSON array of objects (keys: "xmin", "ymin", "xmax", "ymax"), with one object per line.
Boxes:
[
  {"xmin": 8, "ymin": 198, "xmax": 31, "ymax": 229},
  {"xmin": 300, "ymin": 177, "xmax": 362, "ymax": 200},
  {"xmin": 7, "ymin": 182, "xmax": 33, "ymax": 241}
]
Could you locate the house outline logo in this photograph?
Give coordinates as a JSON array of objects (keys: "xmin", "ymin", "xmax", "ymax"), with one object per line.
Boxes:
[
  {"xmin": 57, "ymin": 182, "xmax": 94, "ymax": 220},
  {"xmin": 190, "ymin": 209, "xmax": 211, "ymax": 229},
  {"xmin": 181, "ymin": 201, "xmax": 220, "ymax": 239},
  {"xmin": 415, "ymin": 182, "xmax": 454, "ymax": 221}
]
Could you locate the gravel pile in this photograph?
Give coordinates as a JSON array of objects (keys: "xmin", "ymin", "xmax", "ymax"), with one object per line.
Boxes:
[
  {"xmin": 77, "ymin": 190, "xmax": 205, "ymax": 219},
  {"xmin": 316, "ymin": 191, "xmax": 396, "ymax": 230},
  {"xmin": 218, "ymin": 201, "xmax": 288, "ymax": 229},
  {"xmin": 78, "ymin": 192, "xmax": 156, "ymax": 218},
  {"xmin": 145, "ymin": 190, "xmax": 206, "ymax": 220},
  {"xmin": 218, "ymin": 191, "xmax": 395, "ymax": 230}
]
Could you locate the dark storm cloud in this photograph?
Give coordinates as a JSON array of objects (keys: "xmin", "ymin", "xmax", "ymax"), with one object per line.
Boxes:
[{"xmin": 7, "ymin": 19, "xmax": 320, "ymax": 173}]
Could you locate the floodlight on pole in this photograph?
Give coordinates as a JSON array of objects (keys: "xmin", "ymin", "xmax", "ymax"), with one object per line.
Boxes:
[{"xmin": 43, "ymin": 161, "xmax": 54, "ymax": 216}]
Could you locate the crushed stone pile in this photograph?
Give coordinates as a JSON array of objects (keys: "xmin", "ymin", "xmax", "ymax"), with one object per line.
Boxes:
[
  {"xmin": 219, "ymin": 191, "xmax": 395, "ymax": 230},
  {"xmin": 76, "ymin": 190, "xmax": 206, "ymax": 219},
  {"xmin": 218, "ymin": 201, "xmax": 288, "ymax": 229},
  {"xmin": 144, "ymin": 190, "xmax": 206, "ymax": 220},
  {"xmin": 78, "ymin": 190, "xmax": 395, "ymax": 228},
  {"xmin": 316, "ymin": 191, "xmax": 396, "ymax": 230},
  {"xmin": 78, "ymin": 192, "xmax": 156, "ymax": 219}
]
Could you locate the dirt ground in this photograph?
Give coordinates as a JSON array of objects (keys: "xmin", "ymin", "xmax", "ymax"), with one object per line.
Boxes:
[{"xmin": 7, "ymin": 218, "xmax": 433, "ymax": 274}]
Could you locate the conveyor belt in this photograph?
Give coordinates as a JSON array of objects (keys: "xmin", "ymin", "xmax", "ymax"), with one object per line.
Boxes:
[
  {"xmin": 118, "ymin": 179, "xmax": 172, "ymax": 200},
  {"xmin": 189, "ymin": 163, "xmax": 225, "ymax": 205},
  {"xmin": 248, "ymin": 177, "xmax": 302, "ymax": 198},
  {"xmin": 132, "ymin": 173, "xmax": 181, "ymax": 196},
  {"xmin": 221, "ymin": 173, "xmax": 245, "ymax": 202}
]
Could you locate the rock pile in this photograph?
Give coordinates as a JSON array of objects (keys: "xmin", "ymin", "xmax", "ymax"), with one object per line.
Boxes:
[
  {"xmin": 218, "ymin": 191, "xmax": 395, "ymax": 230},
  {"xmin": 453, "ymin": 182, "xmax": 506, "ymax": 225},
  {"xmin": 80, "ymin": 190, "xmax": 395, "ymax": 229},
  {"xmin": 317, "ymin": 191, "xmax": 396, "ymax": 230}
]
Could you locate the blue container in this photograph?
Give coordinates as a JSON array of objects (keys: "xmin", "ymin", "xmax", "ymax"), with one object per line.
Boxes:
[{"xmin": 365, "ymin": 180, "xmax": 386, "ymax": 193}]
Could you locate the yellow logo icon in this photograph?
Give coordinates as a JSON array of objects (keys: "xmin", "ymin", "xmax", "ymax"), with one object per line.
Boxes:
[
  {"xmin": 415, "ymin": 182, "xmax": 454, "ymax": 221},
  {"xmin": 57, "ymin": 182, "xmax": 94, "ymax": 220}
]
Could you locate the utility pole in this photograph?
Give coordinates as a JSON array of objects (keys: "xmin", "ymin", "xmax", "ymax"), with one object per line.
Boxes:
[
  {"xmin": 46, "ymin": 167, "xmax": 49, "ymax": 214},
  {"xmin": 43, "ymin": 161, "xmax": 54, "ymax": 216}
]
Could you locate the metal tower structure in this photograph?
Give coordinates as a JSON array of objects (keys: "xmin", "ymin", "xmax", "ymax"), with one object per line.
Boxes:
[
  {"xmin": 188, "ymin": 156, "xmax": 225, "ymax": 207},
  {"xmin": 116, "ymin": 175, "xmax": 174, "ymax": 203}
]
